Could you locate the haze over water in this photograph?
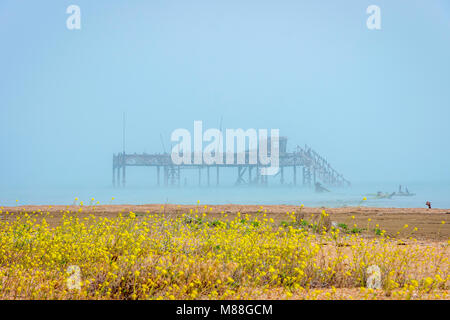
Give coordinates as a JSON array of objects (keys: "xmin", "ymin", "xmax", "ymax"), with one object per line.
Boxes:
[
  {"xmin": 1, "ymin": 1, "xmax": 449, "ymax": 208},
  {"xmin": 1, "ymin": 181, "xmax": 449, "ymax": 209}
]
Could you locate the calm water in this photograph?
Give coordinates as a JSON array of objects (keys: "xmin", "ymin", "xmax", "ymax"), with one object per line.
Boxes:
[{"xmin": 1, "ymin": 181, "xmax": 449, "ymax": 209}]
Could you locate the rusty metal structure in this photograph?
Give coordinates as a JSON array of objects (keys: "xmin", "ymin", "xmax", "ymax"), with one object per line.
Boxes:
[{"xmin": 112, "ymin": 138, "xmax": 350, "ymax": 188}]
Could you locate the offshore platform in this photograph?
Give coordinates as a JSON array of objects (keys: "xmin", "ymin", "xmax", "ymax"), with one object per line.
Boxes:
[{"xmin": 112, "ymin": 137, "xmax": 350, "ymax": 188}]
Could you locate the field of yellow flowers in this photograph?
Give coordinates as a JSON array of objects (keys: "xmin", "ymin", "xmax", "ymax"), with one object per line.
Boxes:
[{"xmin": 0, "ymin": 205, "xmax": 448, "ymax": 300}]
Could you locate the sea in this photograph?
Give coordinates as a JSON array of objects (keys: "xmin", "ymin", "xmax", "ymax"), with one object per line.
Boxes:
[{"xmin": 0, "ymin": 181, "xmax": 449, "ymax": 209}]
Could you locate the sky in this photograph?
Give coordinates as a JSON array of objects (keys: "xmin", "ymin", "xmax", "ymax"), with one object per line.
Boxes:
[{"xmin": 0, "ymin": 0, "xmax": 449, "ymax": 191}]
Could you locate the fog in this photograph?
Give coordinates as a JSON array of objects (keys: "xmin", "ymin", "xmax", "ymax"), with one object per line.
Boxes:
[{"xmin": 1, "ymin": 1, "xmax": 449, "ymax": 207}]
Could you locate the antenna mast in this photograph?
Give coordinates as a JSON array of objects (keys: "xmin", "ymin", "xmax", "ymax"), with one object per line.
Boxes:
[
  {"xmin": 218, "ymin": 116, "xmax": 223, "ymax": 146},
  {"xmin": 123, "ymin": 112, "xmax": 126, "ymax": 155},
  {"xmin": 160, "ymin": 133, "xmax": 167, "ymax": 154}
]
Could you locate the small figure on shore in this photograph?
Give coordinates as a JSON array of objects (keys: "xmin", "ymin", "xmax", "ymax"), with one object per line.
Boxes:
[{"xmin": 426, "ymin": 201, "xmax": 431, "ymax": 209}]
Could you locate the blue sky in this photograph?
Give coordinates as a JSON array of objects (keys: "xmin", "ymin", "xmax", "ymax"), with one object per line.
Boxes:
[{"xmin": 0, "ymin": 0, "xmax": 449, "ymax": 188}]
